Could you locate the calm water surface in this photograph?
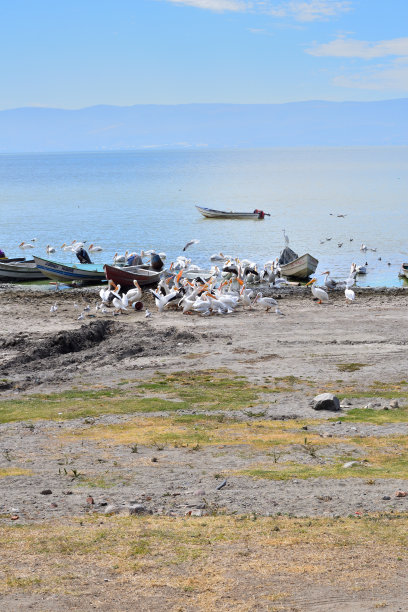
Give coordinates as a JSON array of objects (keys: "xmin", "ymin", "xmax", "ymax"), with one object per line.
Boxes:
[{"xmin": 0, "ymin": 148, "xmax": 407, "ymax": 287}]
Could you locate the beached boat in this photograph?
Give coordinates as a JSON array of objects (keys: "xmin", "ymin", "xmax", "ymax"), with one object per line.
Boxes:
[
  {"xmin": 280, "ymin": 253, "xmax": 319, "ymax": 279},
  {"xmin": 33, "ymin": 256, "xmax": 105, "ymax": 284},
  {"xmin": 0, "ymin": 259, "xmax": 44, "ymax": 282},
  {"xmin": 398, "ymin": 263, "xmax": 408, "ymax": 279},
  {"xmin": 104, "ymin": 264, "xmax": 162, "ymax": 289},
  {"xmin": 196, "ymin": 205, "xmax": 270, "ymax": 220}
]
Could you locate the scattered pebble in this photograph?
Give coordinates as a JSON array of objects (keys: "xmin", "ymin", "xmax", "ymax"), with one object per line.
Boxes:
[
  {"xmin": 40, "ymin": 489, "xmax": 52, "ymax": 495},
  {"xmin": 395, "ymin": 490, "xmax": 407, "ymax": 498}
]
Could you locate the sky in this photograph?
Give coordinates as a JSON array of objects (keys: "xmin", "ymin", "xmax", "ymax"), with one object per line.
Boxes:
[{"xmin": 1, "ymin": 0, "xmax": 408, "ymax": 109}]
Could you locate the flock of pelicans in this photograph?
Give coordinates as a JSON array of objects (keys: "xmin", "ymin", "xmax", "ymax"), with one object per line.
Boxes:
[
  {"xmin": 47, "ymin": 256, "xmax": 358, "ymax": 320},
  {"xmin": 17, "ymin": 237, "xmax": 359, "ymax": 318}
]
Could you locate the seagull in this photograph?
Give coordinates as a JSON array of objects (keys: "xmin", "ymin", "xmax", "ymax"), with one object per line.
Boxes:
[
  {"xmin": 337, "ymin": 214, "xmax": 347, "ymax": 218},
  {"xmin": 145, "ymin": 309, "xmax": 152, "ymax": 318},
  {"xmin": 338, "ymin": 243, "xmax": 343, "ymax": 248},
  {"xmin": 305, "ymin": 279, "xmax": 329, "ymax": 304},
  {"xmin": 77, "ymin": 312, "xmax": 85, "ymax": 320},
  {"xmin": 83, "ymin": 304, "xmax": 91, "ymax": 312},
  {"xmin": 275, "ymin": 307, "xmax": 285, "ymax": 316},
  {"xmin": 326, "ymin": 237, "xmax": 332, "ymax": 241},
  {"xmin": 50, "ymin": 302, "xmax": 58, "ymax": 313},
  {"xmin": 183, "ymin": 239, "xmax": 200, "ymax": 252}
]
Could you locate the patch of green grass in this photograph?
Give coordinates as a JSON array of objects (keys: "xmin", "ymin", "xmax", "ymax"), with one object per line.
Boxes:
[
  {"xmin": 336, "ymin": 363, "xmax": 367, "ymax": 372},
  {"xmin": 332, "ymin": 407, "xmax": 408, "ymax": 424}
]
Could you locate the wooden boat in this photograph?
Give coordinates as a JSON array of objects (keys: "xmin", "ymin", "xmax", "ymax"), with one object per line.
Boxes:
[
  {"xmin": 0, "ymin": 259, "xmax": 44, "ymax": 282},
  {"xmin": 398, "ymin": 263, "xmax": 408, "ymax": 279},
  {"xmin": 33, "ymin": 256, "xmax": 105, "ymax": 283},
  {"xmin": 280, "ymin": 253, "xmax": 319, "ymax": 279},
  {"xmin": 196, "ymin": 205, "xmax": 270, "ymax": 220},
  {"xmin": 104, "ymin": 264, "xmax": 162, "ymax": 289}
]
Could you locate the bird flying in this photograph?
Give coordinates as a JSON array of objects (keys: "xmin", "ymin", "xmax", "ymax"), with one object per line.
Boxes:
[{"xmin": 183, "ymin": 239, "xmax": 200, "ymax": 252}]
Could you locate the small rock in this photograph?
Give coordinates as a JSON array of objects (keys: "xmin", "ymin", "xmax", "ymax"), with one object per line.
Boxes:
[
  {"xmin": 395, "ymin": 490, "xmax": 407, "ymax": 498},
  {"xmin": 311, "ymin": 393, "xmax": 341, "ymax": 411},
  {"xmin": 302, "ymin": 426, "xmax": 308, "ymax": 430},
  {"xmin": 365, "ymin": 402, "xmax": 375, "ymax": 410},
  {"xmin": 151, "ymin": 457, "xmax": 158, "ymax": 463},
  {"xmin": 104, "ymin": 504, "xmax": 122, "ymax": 515},
  {"xmin": 86, "ymin": 496, "xmax": 95, "ymax": 505},
  {"xmin": 340, "ymin": 399, "xmax": 352, "ymax": 407},
  {"xmin": 10, "ymin": 515, "xmax": 19, "ymax": 521},
  {"xmin": 382, "ymin": 496, "xmax": 391, "ymax": 500},
  {"xmin": 194, "ymin": 489, "xmax": 206, "ymax": 496},
  {"xmin": 51, "ymin": 503, "xmax": 58, "ymax": 508},
  {"xmin": 41, "ymin": 489, "xmax": 52, "ymax": 495},
  {"xmin": 63, "ymin": 490, "xmax": 73, "ymax": 495},
  {"xmin": 389, "ymin": 399, "xmax": 399, "ymax": 409}
]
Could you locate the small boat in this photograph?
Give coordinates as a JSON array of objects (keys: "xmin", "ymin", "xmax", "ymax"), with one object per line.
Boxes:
[
  {"xmin": 399, "ymin": 263, "xmax": 408, "ymax": 279},
  {"xmin": 104, "ymin": 264, "xmax": 162, "ymax": 289},
  {"xmin": 184, "ymin": 269, "xmax": 214, "ymax": 281},
  {"xmin": 196, "ymin": 205, "xmax": 270, "ymax": 220},
  {"xmin": 33, "ymin": 256, "xmax": 105, "ymax": 284},
  {"xmin": 280, "ymin": 253, "xmax": 319, "ymax": 279},
  {"xmin": 0, "ymin": 260, "xmax": 44, "ymax": 282}
]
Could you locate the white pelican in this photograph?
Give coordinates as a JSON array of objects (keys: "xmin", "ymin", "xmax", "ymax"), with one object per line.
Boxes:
[
  {"xmin": 345, "ymin": 288, "xmax": 355, "ymax": 303},
  {"xmin": 89, "ymin": 243, "xmax": 103, "ymax": 252},
  {"xmin": 126, "ymin": 280, "xmax": 142, "ymax": 305},
  {"xmin": 253, "ymin": 293, "xmax": 278, "ymax": 312},
  {"xmin": 321, "ymin": 270, "xmax": 337, "ymax": 289},
  {"xmin": 183, "ymin": 239, "xmax": 200, "ymax": 252},
  {"xmin": 46, "ymin": 245, "xmax": 56, "ymax": 254},
  {"xmin": 113, "ymin": 251, "xmax": 128, "ymax": 264},
  {"xmin": 150, "ymin": 288, "xmax": 180, "ymax": 313},
  {"xmin": 19, "ymin": 241, "xmax": 35, "ymax": 249},
  {"xmin": 210, "ymin": 252, "xmax": 228, "ymax": 262},
  {"xmin": 306, "ymin": 279, "xmax": 329, "ymax": 304}
]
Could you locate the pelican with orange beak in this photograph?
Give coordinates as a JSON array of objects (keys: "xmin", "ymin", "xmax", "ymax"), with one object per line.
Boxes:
[{"xmin": 306, "ymin": 278, "xmax": 329, "ymax": 304}]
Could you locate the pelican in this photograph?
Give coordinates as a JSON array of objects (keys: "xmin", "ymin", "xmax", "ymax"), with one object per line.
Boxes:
[
  {"xmin": 321, "ymin": 270, "xmax": 337, "ymax": 289},
  {"xmin": 150, "ymin": 288, "xmax": 180, "ymax": 313},
  {"xmin": 89, "ymin": 243, "xmax": 103, "ymax": 252},
  {"xmin": 113, "ymin": 251, "xmax": 128, "ymax": 264},
  {"xmin": 306, "ymin": 279, "xmax": 329, "ymax": 304},
  {"xmin": 345, "ymin": 288, "xmax": 355, "ymax": 303},
  {"xmin": 46, "ymin": 245, "xmax": 56, "ymax": 254},
  {"xmin": 210, "ymin": 252, "xmax": 228, "ymax": 262},
  {"xmin": 19, "ymin": 241, "xmax": 35, "ymax": 249},
  {"xmin": 126, "ymin": 280, "xmax": 142, "ymax": 305},
  {"xmin": 253, "ymin": 293, "xmax": 278, "ymax": 312}
]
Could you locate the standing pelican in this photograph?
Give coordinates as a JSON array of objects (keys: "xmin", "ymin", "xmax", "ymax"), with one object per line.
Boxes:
[{"xmin": 306, "ymin": 279, "xmax": 329, "ymax": 304}]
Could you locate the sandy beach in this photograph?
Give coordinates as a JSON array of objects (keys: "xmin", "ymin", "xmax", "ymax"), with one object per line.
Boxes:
[{"xmin": 1, "ymin": 284, "xmax": 408, "ymax": 610}]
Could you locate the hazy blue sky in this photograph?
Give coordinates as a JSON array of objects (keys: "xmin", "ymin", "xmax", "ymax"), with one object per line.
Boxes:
[{"xmin": 1, "ymin": 0, "xmax": 407, "ymax": 109}]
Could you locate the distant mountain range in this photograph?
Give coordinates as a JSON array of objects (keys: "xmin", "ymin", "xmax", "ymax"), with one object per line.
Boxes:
[{"xmin": 1, "ymin": 100, "xmax": 407, "ymax": 152}]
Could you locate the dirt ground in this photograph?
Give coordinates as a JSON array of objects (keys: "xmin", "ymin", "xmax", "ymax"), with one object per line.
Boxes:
[{"xmin": 0, "ymin": 284, "xmax": 408, "ymax": 611}]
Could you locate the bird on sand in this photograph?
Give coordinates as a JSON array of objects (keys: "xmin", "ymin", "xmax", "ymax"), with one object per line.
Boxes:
[
  {"xmin": 306, "ymin": 279, "xmax": 329, "ymax": 304},
  {"xmin": 183, "ymin": 239, "xmax": 200, "ymax": 252},
  {"xmin": 275, "ymin": 307, "xmax": 285, "ymax": 316},
  {"xmin": 253, "ymin": 293, "xmax": 278, "ymax": 312},
  {"xmin": 50, "ymin": 302, "xmax": 58, "ymax": 313},
  {"xmin": 145, "ymin": 309, "xmax": 152, "ymax": 318},
  {"xmin": 345, "ymin": 287, "xmax": 355, "ymax": 303}
]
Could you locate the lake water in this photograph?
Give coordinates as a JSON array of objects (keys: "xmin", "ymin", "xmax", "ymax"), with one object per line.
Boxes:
[{"xmin": 0, "ymin": 147, "xmax": 407, "ymax": 287}]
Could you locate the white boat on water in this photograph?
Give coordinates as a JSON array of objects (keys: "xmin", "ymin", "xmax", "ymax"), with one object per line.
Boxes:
[
  {"xmin": 196, "ymin": 205, "xmax": 270, "ymax": 220},
  {"xmin": 280, "ymin": 253, "xmax": 319, "ymax": 279}
]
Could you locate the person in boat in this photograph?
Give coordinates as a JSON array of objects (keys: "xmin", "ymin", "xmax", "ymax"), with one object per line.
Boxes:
[
  {"xmin": 76, "ymin": 247, "xmax": 92, "ymax": 264},
  {"xmin": 0, "ymin": 248, "xmax": 6, "ymax": 259},
  {"xmin": 253, "ymin": 209, "xmax": 270, "ymax": 219}
]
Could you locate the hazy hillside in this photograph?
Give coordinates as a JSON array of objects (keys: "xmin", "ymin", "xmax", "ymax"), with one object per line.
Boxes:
[{"xmin": 0, "ymin": 100, "xmax": 407, "ymax": 152}]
